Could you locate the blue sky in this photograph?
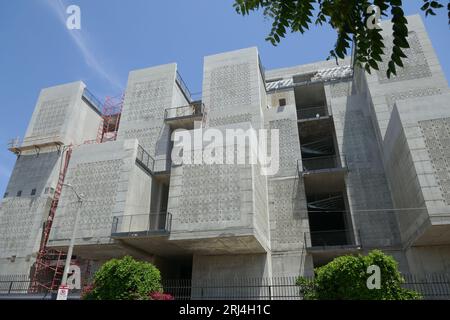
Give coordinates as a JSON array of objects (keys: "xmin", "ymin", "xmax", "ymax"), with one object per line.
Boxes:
[{"xmin": 0, "ymin": 0, "xmax": 449, "ymax": 195}]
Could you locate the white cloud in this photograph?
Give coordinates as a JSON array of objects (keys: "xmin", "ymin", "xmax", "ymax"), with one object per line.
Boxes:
[{"xmin": 43, "ymin": 0, "xmax": 123, "ymax": 90}]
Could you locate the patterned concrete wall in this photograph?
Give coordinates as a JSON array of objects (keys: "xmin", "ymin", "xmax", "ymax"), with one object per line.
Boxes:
[
  {"xmin": 384, "ymin": 94, "xmax": 450, "ymax": 247},
  {"xmin": 168, "ymin": 48, "xmax": 270, "ymax": 260},
  {"xmin": 264, "ymin": 93, "xmax": 312, "ymax": 276},
  {"xmin": 420, "ymin": 117, "xmax": 450, "ymax": 206},
  {"xmin": 365, "ymin": 15, "xmax": 448, "ymax": 140},
  {"xmin": 22, "ymin": 81, "xmax": 102, "ymax": 148},
  {"xmin": 48, "ymin": 139, "xmax": 150, "ymax": 247},
  {"xmin": 168, "ymin": 148, "xmax": 264, "ymax": 246},
  {"xmin": 0, "ymin": 81, "xmax": 102, "ymax": 275},
  {"xmin": 0, "ymin": 196, "xmax": 51, "ymax": 274},
  {"xmin": 203, "ymin": 47, "xmax": 265, "ymax": 130},
  {"xmin": 117, "ymin": 64, "xmax": 177, "ymax": 165}
]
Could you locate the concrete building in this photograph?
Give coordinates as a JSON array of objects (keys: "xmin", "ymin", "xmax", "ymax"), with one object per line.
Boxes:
[{"xmin": 1, "ymin": 15, "xmax": 449, "ymax": 293}]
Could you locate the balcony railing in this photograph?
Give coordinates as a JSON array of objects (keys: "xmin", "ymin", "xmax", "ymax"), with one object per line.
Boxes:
[
  {"xmin": 176, "ymin": 71, "xmax": 192, "ymax": 103},
  {"xmin": 164, "ymin": 103, "xmax": 204, "ymax": 121},
  {"xmin": 82, "ymin": 88, "xmax": 103, "ymax": 114},
  {"xmin": 111, "ymin": 212, "xmax": 172, "ymax": 237},
  {"xmin": 305, "ymin": 229, "xmax": 359, "ymax": 249},
  {"xmin": 136, "ymin": 145, "xmax": 169, "ymax": 174},
  {"xmin": 136, "ymin": 144, "xmax": 155, "ymax": 171},
  {"xmin": 297, "ymin": 105, "xmax": 328, "ymax": 120},
  {"xmin": 299, "ymin": 155, "xmax": 344, "ymax": 172}
]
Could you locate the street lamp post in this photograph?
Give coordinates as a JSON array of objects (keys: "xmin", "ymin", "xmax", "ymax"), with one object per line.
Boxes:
[{"xmin": 60, "ymin": 183, "xmax": 84, "ymax": 288}]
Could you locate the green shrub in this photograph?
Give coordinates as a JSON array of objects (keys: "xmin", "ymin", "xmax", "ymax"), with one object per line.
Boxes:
[
  {"xmin": 83, "ymin": 256, "xmax": 162, "ymax": 300},
  {"xmin": 297, "ymin": 250, "xmax": 421, "ymax": 300}
]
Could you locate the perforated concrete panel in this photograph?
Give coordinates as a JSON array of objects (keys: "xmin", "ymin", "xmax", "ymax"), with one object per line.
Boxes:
[
  {"xmin": 48, "ymin": 139, "xmax": 152, "ymax": 247},
  {"xmin": 22, "ymin": 81, "xmax": 102, "ymax": 148},
  {"xmin": 117, "ymin": 64, "xmax": 177, "ymax": 159}
]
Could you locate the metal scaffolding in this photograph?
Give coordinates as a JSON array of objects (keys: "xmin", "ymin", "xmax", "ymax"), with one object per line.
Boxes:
[
  {"xmin": 30, "ymin": 93, "xmax": 124, "ymax": 293},
  {"xmin": 96, "ymin": 94, "xmax": 124, "ymax": 143},
  {"xmin": 30, "ymin": 146, "xmax": 72, "ymax": 293}
]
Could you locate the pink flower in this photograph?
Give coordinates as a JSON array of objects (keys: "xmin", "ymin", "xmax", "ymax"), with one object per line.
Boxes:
[{"xmin": 149, "ymin": 292, "xmax": 174, "ymax": 300}]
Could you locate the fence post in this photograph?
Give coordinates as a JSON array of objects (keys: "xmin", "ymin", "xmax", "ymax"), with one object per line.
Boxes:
[
  {"xmin": 268, "ymin": 283, "xmax": 272, "ymax": 300},
  {"xmin": 8, "ymin": 281, "xmax": 13, "ymax": 294}
]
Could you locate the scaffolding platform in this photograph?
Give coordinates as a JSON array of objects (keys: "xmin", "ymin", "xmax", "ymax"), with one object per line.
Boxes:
[{"xmin": 8, "ymin": 141, "xmax": 64, "ymax": 155}]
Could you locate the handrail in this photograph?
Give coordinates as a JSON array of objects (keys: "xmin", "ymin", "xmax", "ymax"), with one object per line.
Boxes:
[
  {"xmin": 111, "ymin": 212, "xmax": 172, "ymax": 236},
  {"xmin": 164, "ymin": 103, "xmax": 204, "ymax": 120},
  {"xmin": 297, "ymin": 105, "xmax": 327, "ymax": 110},
  {"xmin": 304, "ymin": 228, "xmax": 360, "ymax": 248},
  {"xmin": 297, "ymin": 105, "xmax": 328, "ymax": 119},
  {"xmin": 136, "ymin": 145, "xmax": 156, "ymax": 172},
  {"xmin": 298, "ymin": 155, "xmax": 346, "ymax": 172},
  {"xmin": 258, "ymin": 55, "xmax": 266, "ymax": 85},
  {"xmin": 82, "ymin": 88, "xmax": 103, "ymax": 113},
  {"xmin": 176, "ymin": 71, "xmax": 192, "ymax": 103},
  {"xmin": 266, "ymin": 70, "xmax": 353, "ymax": 93}
]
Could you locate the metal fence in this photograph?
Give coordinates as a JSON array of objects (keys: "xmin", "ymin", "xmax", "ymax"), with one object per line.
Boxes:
[
  {"xmin": 162, "ymin": 277, "xmax": 301, "ymax": 300},
  {"xmin": 0, "ymin": 275, "xmax": 31, "ymax": 294},
  {"xmin": 162, "ymin": 275, "xmax": 450, "ymax": 300},
  {"xmin": 2, "ymin": 274, "xmax": 450, "ymax": 300}
]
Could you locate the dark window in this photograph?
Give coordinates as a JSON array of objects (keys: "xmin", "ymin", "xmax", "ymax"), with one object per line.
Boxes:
[
  {"xmin": 17, "ymin": 190, "xmax": 22, "ymax": 197},
  {"xmin": 279, "ymin": 98, "xmax": 287, "ymax": 107},
  {"xmin": 31, "ymin": 189, "xmax": 36, "ymax": 196},
  {"xmin": 3, "ymin": 192, "xmax": 8, "ymax": 198}
]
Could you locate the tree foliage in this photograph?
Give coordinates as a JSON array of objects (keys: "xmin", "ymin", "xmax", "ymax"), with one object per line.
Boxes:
[
  {"xmin": 83, "ymin": 256, "xmax": 162, "ymax": 300},
  {"xmin": 234, "ymin": 0, "xmax": 447, "ymax": 78},
  {"xmin": 296, "ymin": 250, "xmax": 422, "ymax": 300}
]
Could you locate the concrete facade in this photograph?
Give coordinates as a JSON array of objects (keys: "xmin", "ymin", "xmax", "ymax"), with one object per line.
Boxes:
[
  {"xmin": 0, "ymin": 81, "xmax": 102, "ymax": 275},
  {"xmin": 1, "ymin": 15, "xmax": 449, "ymax": 291}
]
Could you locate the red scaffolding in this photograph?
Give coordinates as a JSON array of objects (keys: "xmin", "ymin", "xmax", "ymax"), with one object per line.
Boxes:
[
  {"xmin": 96, "ymin": 95, "xmax": 124, "ymax": 143},
  {"xmin": 30, "ymin": 146, "xmax": 72, "ymax": 292},
  {"xmin": 30, "ymin": 93, "xmax": 124, "ymax": 293}
]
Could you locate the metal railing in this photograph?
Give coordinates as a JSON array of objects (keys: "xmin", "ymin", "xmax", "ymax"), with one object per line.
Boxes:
[
  {"xmin": 8, "ymin": 137, "xmax": 21, "ymax": 149},
  {"xmin": 176, "ymin": 71, "xmax": 192, "ymax": 103},
  {"xmin": 162, "ymin": 275, "xmax": 450, "ymax": 300},
  {"xmin": 163, "ymin": 277, "xmax": 300, "ymax": 300},
  {"xmin": 164, "ymin": 103, "xmax": 204, "ymax": 120},
  {"xmin": 111, "ymin": 212, "xmax": 172, "ymax": 237},
  {"xmin": 299, "ymin": 156, "xmax": 343, "ymax": 172},
  {"xmin": 1, "ymin": 274, "xmax": 450, "ymax": 300},
  {"xmin": 82, "ymin": 88, "xmax": 103, "ymax": 113},
  {"xmin": 304, "ymin": 229, "xmax": 359, "ymax": 248},
  {"xmin": 0, "ymin": 275, "xmax": 31, "ymax": 294},
  {"xmin": 136, "ymin": 145, "xmax": 169, "ymax": 174},
  {"xmin": 259, "ymin": 55, "xmax": 266, "ymax": 85},
  {"xmin": 136, "ymin": 145, "xmax": 155, "ymax": 172},
  {"xmin": 297, "ymin": 105, "xmax": 328, "ymax": 120}
]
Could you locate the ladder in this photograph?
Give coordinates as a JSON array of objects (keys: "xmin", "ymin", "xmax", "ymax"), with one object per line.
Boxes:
[{"xmin": 30, "ymin": 146, "xmax": 73, "ymax": 293}]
